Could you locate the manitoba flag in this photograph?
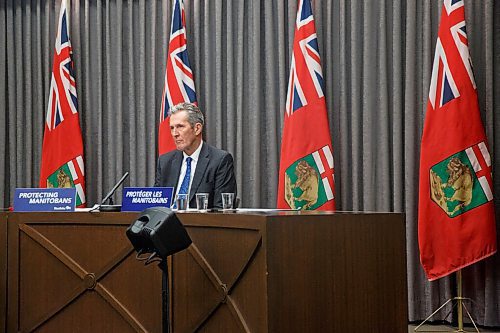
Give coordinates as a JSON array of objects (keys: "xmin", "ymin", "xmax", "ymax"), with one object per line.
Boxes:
[
  {"xmin": 40, "ymin": 0, "xmax": 86, "ymax": 207},
  {"xmin": 418, "ymin": 0, "xmax": 496, "ymax": 281},
  {"xmin": 158, "ymin": 0, "xmax": 197, "ymax": 155},
  {"xmin": 277, "ymin": 0, "xmax": 336, "ymax": 211}
]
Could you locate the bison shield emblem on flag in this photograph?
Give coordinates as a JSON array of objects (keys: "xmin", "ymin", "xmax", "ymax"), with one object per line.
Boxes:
[
  {"xmin": 284, "ymin": 146, "xmax": 335, "ymax": 210},
  {"xmin": 429, "ymin": 142, "xmax": 493, "ymax": 218}
]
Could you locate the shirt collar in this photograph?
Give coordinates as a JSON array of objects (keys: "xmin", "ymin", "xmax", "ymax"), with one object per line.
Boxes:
[{"xmin": 183, "ymin": 141, "xmax": 203, "ymax": 163}]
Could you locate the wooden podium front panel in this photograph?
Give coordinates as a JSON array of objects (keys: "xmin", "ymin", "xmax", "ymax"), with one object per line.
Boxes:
[
  {"xmin": 172, "ymin": 213, "xmax": 268, "ymax": 333},
  {"xmin": 7, "ymin": 212, "xmax": 162, "ymax": 333},
  {"xmin": 266, "ymin": 212, "xmax": 407, "ymax": 332},
  {"xmin": 1, "ymin": 213, "xmax": 7, "ymax": 333},
  {"xmin": 173, "ymin": 212, "xmax": 407, "ymax": 333}
]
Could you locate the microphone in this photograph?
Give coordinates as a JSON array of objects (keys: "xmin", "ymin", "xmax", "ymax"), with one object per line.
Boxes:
[{"xmin": 91, "ymin": 172, "xmax": 129, "ymax": 212}]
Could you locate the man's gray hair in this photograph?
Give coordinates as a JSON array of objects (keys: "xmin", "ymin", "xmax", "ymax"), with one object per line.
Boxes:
[{"xmin": 170, "ymin": 102, "xmax": 204, "ymax": 128}]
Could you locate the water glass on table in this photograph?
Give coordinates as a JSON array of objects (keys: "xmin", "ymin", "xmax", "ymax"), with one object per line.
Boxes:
[
  {"xmin": 221, "ymin": 192, "xmax": 235, "ymax": 211},
  {"xmin": 175, "ymin": 193, "xmax": 189, "ymax": 211},
  {"xmin": 196, "ymin": 193, "xmax": 209, "ymax": 211}
]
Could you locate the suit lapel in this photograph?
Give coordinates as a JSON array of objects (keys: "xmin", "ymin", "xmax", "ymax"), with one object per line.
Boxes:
[
  {"xmin": 167, "ymin": 151, "xmax": 184, "ymax": 191},
  {"xmin": 189, "ymin": 143, "xmax": 210, "ymax": 202}
]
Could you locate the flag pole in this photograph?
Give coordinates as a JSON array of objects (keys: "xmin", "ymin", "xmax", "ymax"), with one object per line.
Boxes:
[
  {"xmin": 414, "ymin": 269, "xmax": 480, "ymax": 333},
  {"xmin": 457, "ymin": 270, "xmax": 464, "ymax": 332}
]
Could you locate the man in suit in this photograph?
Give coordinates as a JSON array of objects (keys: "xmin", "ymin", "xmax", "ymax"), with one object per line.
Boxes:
[{"xmin": 155, "ymin": 102, "xmax": 237, "ymax": 209}]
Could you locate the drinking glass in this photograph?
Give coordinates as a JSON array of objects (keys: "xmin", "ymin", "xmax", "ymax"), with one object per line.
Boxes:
[
  {"xmin": 196, "ymin": 193, "xmax": 209, "ymax": 211},
  {"xmin": 175, "ymin": 193, "xmax": 189, "ymax": 211},
  {"xmin": 221, "ymin": 193, "xmax": 235, "ymax": 211}
]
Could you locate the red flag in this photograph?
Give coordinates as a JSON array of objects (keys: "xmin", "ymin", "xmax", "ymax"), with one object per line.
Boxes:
[
  {"xmin": 418, "ymin": 0, "xmax": 496, "ymax": 281},
  {"xmin": 277, "ymin": 0, "xmax": 336, "ymax": 211},
  {"xmin": 158, "ymin": 0, "xmax": 197, "ymax": 155},
  {"xmin": 40, "ymin": 0, "xmax": 86, "ymax": 207}
]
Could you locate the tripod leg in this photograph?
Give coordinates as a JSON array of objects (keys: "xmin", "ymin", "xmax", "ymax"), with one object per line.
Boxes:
[
  {"xmin": 461, "ymin": 303, "xmax": 480, "ymax": 333},
  {"xmin": 414, "ymin": 298, "xmax": 454, "ymax": 332},
  {"xmin": 440, "ymin": 303, "xmax": 457, "ymax": 324}
]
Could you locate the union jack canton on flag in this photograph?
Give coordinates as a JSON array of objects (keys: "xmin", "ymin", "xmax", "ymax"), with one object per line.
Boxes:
[
  {"xmin": 158, "ymin": 0, "xmax": 197, "ymax": 155},
  {"xmin": 285, "ymin": 0, "xmax": 325, "ymax": 116}
]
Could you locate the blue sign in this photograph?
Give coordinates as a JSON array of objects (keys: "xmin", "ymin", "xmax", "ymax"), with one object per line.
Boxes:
[
  {"xmin": 121, "ymin": 187, "xmax": 174, "ymax": 212},
  {"xmin": 14, "ymin": 188, "xmax": 76, "ymax": 212}
]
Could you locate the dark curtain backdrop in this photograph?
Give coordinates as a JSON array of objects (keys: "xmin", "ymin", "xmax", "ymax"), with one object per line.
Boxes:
[{"xmin": 1, "ymin": 0, "xmax": 499, "ymax": 326}]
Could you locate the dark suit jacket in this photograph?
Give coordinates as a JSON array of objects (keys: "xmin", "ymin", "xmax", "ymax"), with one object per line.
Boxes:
[{"xmin": 154, "ymin": 142, "xmax": 237, "ymax": 209}]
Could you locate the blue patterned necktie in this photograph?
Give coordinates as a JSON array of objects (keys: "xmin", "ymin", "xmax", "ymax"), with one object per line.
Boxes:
[
  {"xmin": 178, "ymin": 156, "xmax": 192, "ymax": 196},
  {"xmin": 173, "ymin": 157, "xmax": 192, "ymax": 209}
]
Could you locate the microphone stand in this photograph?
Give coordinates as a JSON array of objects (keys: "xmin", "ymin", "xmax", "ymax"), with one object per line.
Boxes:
[
  {"xmin": 158, "ymin": 259, "xmax": 170, "ymax": 333},
  {"xmin": 90, "ymin": 172, "xmax": 129, "ymax": 212}
]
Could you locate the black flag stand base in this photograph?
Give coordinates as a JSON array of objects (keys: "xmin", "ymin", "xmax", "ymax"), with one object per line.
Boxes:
[{"xmin": 414, "ymin": 270, "xmax": 480, "ymax": 333}]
